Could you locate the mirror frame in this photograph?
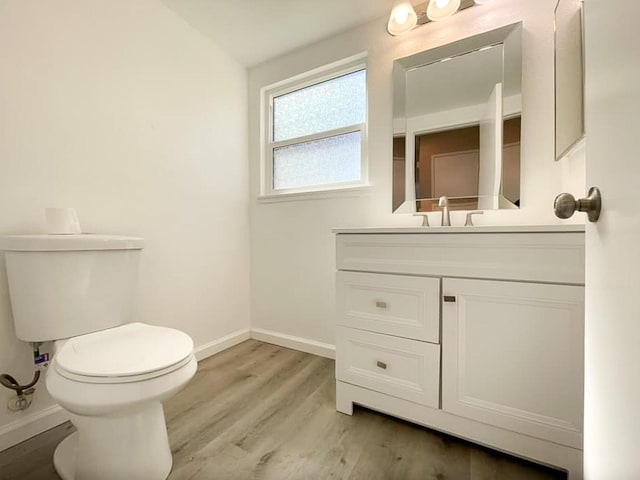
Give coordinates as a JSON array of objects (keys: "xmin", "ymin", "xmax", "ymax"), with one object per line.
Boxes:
[{"xmin": 393, "ymin": 22, "xmax": 523, "ymax": 214}]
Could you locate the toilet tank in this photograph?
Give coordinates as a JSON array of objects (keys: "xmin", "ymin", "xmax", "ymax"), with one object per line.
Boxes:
[{"xmin": 1, "ymin": 235, "xmax": 144, "ymax": 342}]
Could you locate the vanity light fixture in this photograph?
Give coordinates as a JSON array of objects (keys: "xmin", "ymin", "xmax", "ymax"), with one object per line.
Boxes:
[
  {"xmin": 387, "ymin": 0, "xmax": 418, "ymax": 36},
  {"xmin": 427, "ymin": 0, "xmax": 461, "ymax": 21},
  {"xmin": 387, "ymin": 0, "xmax": 477, "ymax": 36}
]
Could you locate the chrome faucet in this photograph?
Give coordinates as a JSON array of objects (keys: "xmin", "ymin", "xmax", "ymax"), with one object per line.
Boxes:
[{"xmin": 438, "ymin": 196, "xmax": 450, "ymax": 226}]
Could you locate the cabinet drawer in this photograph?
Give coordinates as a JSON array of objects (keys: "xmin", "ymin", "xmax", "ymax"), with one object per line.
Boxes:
[
  {"xmin": 336, "ymin": 271, "xmax": 440, "ymax": 343},
  {"xmin": 336, "ymin": 232, "xmax": 585, "ymax": 284},
  {"xmin": 336, "ymin": 326, "xmax": 440, "ymax": 408}
]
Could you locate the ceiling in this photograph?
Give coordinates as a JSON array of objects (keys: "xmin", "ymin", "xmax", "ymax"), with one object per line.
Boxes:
[{"xmin": 161, "ymin": 0, "xmax": 392, "ymax": 67}]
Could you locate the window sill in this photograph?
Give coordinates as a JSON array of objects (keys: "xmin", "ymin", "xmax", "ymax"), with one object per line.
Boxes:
[{"xmin": 257, "ymin": 184, "xmax": 373, "ymax": 203}]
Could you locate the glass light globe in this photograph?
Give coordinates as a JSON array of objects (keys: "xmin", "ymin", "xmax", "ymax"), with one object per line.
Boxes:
[
  {"xmin": 426, "ymin": 0, "xmax": 461, "ymax": 21},
  {"xmin": 387, "ymin": 1, "xmax": 418, "ymax": 36}
]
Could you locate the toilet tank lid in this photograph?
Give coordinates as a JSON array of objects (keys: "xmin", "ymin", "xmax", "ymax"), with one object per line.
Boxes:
[{"xmin": 0, "ymin": 234, "xmax": 144, "ymax": 251}]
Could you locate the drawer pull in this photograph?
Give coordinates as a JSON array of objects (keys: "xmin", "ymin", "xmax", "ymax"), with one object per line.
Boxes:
[
  {"xmin": 375, "ymin": 301, "xmax": 388, "ymax": 309},
  {"xmin": 443, "ymin": 295, "xmax": 456, "ymax": 303},
  {"xmin": 376, "ymin": 361, "xmax": 388, "ymax": 370}
]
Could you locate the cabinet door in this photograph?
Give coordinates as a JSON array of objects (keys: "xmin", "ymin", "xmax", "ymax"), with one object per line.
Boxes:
[{"xmin": 441, "ymin": 278, "xmax": 584, "ymax": 448}]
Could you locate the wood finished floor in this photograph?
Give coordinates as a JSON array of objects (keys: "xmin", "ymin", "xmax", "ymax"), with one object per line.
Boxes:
[{"xmin": 0, "ymin": 340, "xmax": 567, "ymax": 480}]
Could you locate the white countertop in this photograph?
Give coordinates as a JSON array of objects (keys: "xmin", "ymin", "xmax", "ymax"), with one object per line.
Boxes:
[{"xmin": 333, "ymin": 224, "xmax": 585, "ymax": 234}]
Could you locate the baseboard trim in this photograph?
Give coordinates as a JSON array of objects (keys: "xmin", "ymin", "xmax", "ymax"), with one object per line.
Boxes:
[
  {"xmin": 250, "ymin": 328, "xmax": 336, "ymax": 359},
  {"xmin": 193, "ymin": 328, "xmax": 251, "ymax": 361},
  {"xmin": 0, "ymin": 404, "xmax": 70, "ymax": 452}
]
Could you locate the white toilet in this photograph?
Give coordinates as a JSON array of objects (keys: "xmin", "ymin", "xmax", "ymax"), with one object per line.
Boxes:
[{"xmin": 1, "ymin": 234, "xmax": 197, "ymax": 480}]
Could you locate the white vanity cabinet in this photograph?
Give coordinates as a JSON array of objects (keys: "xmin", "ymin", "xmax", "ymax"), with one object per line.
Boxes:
[{"xmin": 334, "ymin": 226, "xmax": 585, "ymax": 479}]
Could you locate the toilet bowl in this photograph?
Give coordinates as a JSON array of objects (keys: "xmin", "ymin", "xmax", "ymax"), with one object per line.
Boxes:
[
  {"xmin": 0, "ymin": 234, "xmax": 197, "ymax": 480},
  {"xmin": 46, "ymin": 323, "xmax": 197, "ymax": 480}
]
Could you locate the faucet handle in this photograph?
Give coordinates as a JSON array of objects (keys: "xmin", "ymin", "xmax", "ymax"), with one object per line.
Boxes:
[
  {"xmin": 413, "ymin": 213, "xmax": 429, "ymax": 227},
  {"xmin": 464, "ymin": 211, "xmax": 484, "ymax": 226}
]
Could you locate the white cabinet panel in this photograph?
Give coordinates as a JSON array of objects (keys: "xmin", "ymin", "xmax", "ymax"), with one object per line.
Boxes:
[
  {"xmin": 441, "ymin": 278, "xmax": 584, "ymax": 448},
  {"xmin": 336, "ymin": 271, "xmax": 440, "ymax": 343},
  {"xmin": 336, "ymin": 232, "xmax": 585, "ymax": 284},
  {"xmin": 336, "ymin": 326, "xmax": 440, "ymax": 408}
]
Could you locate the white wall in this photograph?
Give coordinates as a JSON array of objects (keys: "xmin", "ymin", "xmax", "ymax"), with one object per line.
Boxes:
[
  {"xmin": 0, "ymin": 0, "xmax": 249, "ymax": 445},
  {"xmin": 248, "ymin": 0, "xmax": 586, "ymax": 346}
]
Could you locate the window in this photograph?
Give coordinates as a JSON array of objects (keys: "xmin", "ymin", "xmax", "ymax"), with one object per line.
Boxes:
[{"xmin": 262, "ymin": 59, "xmax": 368, "ymax": 197}]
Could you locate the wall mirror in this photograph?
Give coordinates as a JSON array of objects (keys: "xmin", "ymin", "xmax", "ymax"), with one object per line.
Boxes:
[
  {"xmin": 392, "ymin": 23, "xmax": 523, "ymax": 213},
  {"xmin": 554, "ymin": 0, "xmax": 584, "ymax": 160}
]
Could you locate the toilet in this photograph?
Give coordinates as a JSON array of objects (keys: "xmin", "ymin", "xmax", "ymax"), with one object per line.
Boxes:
[{"xmin": 1, "ymin": 234, "xmax": 197, "ymax": 480}]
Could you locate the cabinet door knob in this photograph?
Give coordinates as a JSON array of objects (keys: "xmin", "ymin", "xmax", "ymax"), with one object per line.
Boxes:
[
  {"xmin": 375, "ymin": 301, "xmax": 388, "ymax": 309},
  {"xmin": 443, "ymin": 295, "xmax": 456, "ymax": 303},
  {"xmin": 376, "ymin": 361, "xmax": 387, "ymax": 370}
]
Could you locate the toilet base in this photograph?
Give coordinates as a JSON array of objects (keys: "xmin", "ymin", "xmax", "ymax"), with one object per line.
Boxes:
[
  {"xmin": 52, "ymin": 402, "xmax": 173, "ymax": 480},
  {"xmin": 53, "ymin": 432, "xmax": 77, "ymax": 480}
]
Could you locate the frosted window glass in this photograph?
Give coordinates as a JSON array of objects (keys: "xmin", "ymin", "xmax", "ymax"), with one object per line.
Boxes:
[
  {"xmin": 273, "ymin": 70, "xmax": 366, "ymax": 142},
  {"xmin": 273, "ymin": 132, "xmax": 361, "ymax": 190}
]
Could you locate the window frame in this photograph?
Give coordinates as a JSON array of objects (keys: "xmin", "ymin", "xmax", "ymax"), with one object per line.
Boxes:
[{"xmin": 260, "ymin": 54, "xmax": 369, "ymax": 199}]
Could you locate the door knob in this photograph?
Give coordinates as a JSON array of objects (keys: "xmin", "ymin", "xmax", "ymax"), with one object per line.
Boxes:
[{"xmin": 554, "ymin": 187, "xmax": 602, "ymax": 222}]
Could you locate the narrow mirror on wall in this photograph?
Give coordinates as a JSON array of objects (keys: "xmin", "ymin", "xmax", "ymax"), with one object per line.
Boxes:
[{"xmin": 554, "ymin": 0, "xmax": 585, "ymax": 160}]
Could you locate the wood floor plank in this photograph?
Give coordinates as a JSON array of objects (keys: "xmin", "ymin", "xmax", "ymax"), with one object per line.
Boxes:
[
  {"xmin": 0, "ymin": 340, "xmax": 567, "ymax": 480},
  {"xmin": 0, "ymin": 421, "xmax": 74, "ymax": 480}
]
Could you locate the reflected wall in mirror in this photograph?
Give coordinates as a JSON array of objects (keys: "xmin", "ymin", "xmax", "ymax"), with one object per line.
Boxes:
[
  {"xmin": 392, "ymin": 23, "xmax": 523, "ymax": 213},
  {"xmin": 555, "ymin": 0, "xmax": 584, "ymax": 160}
]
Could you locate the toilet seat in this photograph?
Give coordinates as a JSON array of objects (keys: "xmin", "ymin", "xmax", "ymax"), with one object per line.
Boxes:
[{"xmin": 55, "ymin": 322, "xmax": 194, "ymax": 384}]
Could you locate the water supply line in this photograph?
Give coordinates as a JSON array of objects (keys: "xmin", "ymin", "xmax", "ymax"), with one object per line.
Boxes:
[{"xmin": 0, "ymin": 343, "xmax": 45, "ymax": 411}]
